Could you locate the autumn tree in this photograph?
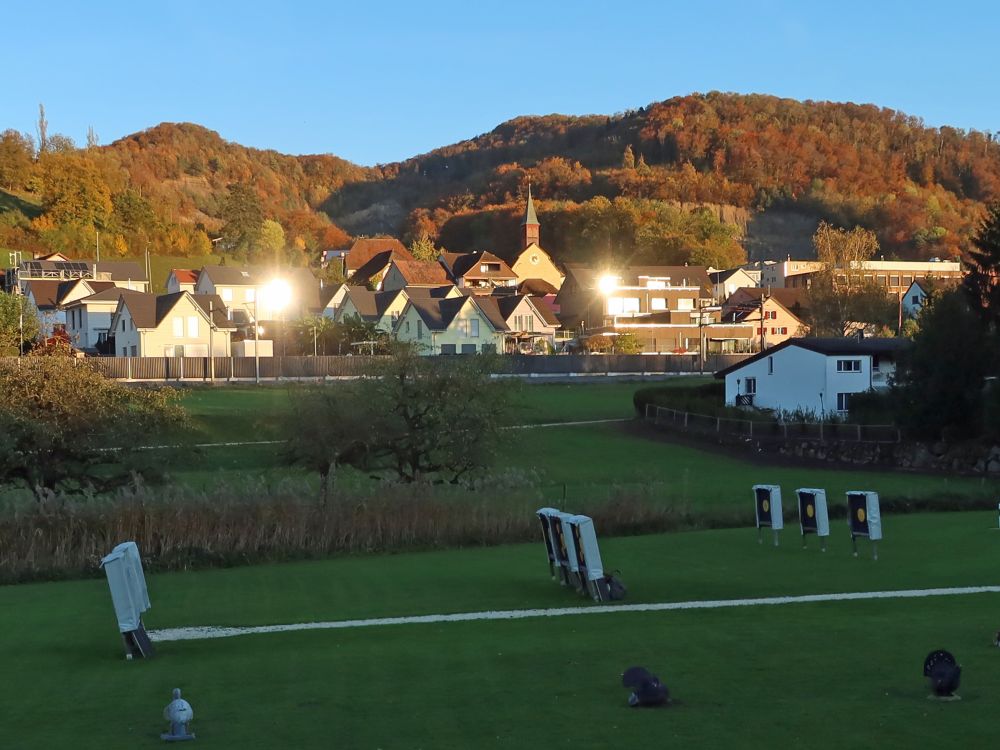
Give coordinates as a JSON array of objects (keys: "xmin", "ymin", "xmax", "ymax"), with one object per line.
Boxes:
[
  {"xmin": 0, "ymin": 348, "xmax": 186, "ymax": 501},
  {"xmin": 804, "ymin": 222, "xmax": 895, "ymax": 336},
  {"xmin": 622, "ymin": 145, "xmax": 636, "ymax": 170},
  {"xmin": 284, "ymin": 344, "xmax": 515, "ymax": 492},
  {"xmin": 259, "ymin": 218, "xmax": 287, "ymax": 263},
  {"xmin": 409, "ymin": 231, "xmax": 439, "ymax": 262},
  {"xmin": 0, "ymin": 293, "xmax": 40, "ymax": 354},
  {"xmin": 0, "ymin": 130, "xmax": 34, "ymax": 191}
]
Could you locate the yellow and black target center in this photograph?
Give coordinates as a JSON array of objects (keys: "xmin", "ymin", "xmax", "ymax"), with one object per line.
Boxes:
[
  {"xmin": 762, "ymin": 499, "xmax": 770, "ymax": 513},
  {"xmin": 857, "ymin": 508, "xmax": 866, "ymax": 523},
  {"xmin": 806, "ymin": 504, "xmax": 815, "ymax": 518}
]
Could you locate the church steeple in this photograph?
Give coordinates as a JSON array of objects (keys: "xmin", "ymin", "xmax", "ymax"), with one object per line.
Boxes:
[{"xmin": 521, "ymin": 183, "xmax": 540, "ymax": 249}]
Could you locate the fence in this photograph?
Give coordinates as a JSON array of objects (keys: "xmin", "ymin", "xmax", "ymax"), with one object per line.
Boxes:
[
  {"xmin": 0, "ymin": 353, "xmax": 750, "ymax": 382},
  {"xmin": 644, "ymin": 403, "xmax": 901, "ymax": 444}
]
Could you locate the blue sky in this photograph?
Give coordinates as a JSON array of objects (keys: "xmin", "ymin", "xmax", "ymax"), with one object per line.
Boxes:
[{"xmin": 3, "ymin": 1, "xmax": 998, "ymax": 166}]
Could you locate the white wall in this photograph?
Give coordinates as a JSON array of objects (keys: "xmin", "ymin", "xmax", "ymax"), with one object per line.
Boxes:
[{"xmin": 724, "ymin": 345, "xmax": 896, "ymax": 416}]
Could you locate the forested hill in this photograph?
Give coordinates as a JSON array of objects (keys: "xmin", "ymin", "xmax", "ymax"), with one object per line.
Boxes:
[
  {"xmin": 329, "ymin": 92, "xmax": 1000, "ymax": 265},
  {"xmin": 2, "ymin": 93, "xmax": 999, "ymax": 270}
]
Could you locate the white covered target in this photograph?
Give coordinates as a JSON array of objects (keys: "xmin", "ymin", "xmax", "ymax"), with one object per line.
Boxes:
[{"xmin": 753, "ymin": 484, "xmax": 783, "ymax": 530}]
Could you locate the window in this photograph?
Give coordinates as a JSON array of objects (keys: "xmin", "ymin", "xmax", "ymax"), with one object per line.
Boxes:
[
  {"xmin": 245, "ymin": 288, "xmax": 255, "ymax": 303},
  {"xmin": 130, "ymin": 345, "xmax": 137, "ymax": 357},
  {"xmin": 767, "ymin": 357, "xmax": 773, "ymax": 375},
  {"xmin": 779, "ymin": 327, "xmax": 787, "ymax": 335},
  {"xmin": 461, "ymin": 343, "xmax": 477, "ymax": 354},
  {"xmin": 405, "ymin": 320, "xmax": 411, "ymax": 333},
  {"xmin": 651, "ymin": 298, "xmax": 667, "ymax": 311},
  {"xmin": 890, "ymin": 275, "xmax": 900, "ymax": 287},
  {"xmin": 608, "ymin": 297, "xmax": 623, "ymax": 315},
  {"xmin": 526, "ymin": 315, "xmax": 533, "ymax": 332},
  {"xmin": 121, "ymin": 318, "xmax": 126, "ymax": 332},
  {"xmin": 440, "ymin": 344, "xmax": 456, "ymax": 355},
  {"xmin": 470, "ymin": 318, "xmax": 480, "ymax": 338},
  {"xmin": 187, "ymin": 316, "xmax": 199, "ymax": 338},
  {"xmin": 911, "ymin": 295, "xmax": 920, "ymax": 305},
  {"xmin": 622, "ymin": 298, "xmax": 640, "ymax": 314},
  {"xmin": 872, "ymin": 355, "xmax": 881, "ymax": 372},
  {"xmin": 837, "ymin": 359, "xmax": 861, "ymax": 372},
  {"xmin": 677, "ymin": 298, "xmax": 694, "ymax": 311},
  {"xmin": 417, "ymin": 320, "xmax": 423, "ymax": 338},
  {"xmin": 121, "ymin": 346, "xmax": 127, "ymax": 356},
  {"xmin": 172, "ymin": 317, "xmax": 184, "ymax": 337},
  {"xmin": 220, "ymin": 287, "xmax": 233, "ymax": 303},
  {"xmin": 837, "ymin": 392, "xmax": 851, "ymax": 412},
  {"xmin": 745, "ymin": 377, "xmax": 757, "ymax": 395},
  {"xmin": 646, "ymin": 279, "xmax": 666, "ymax": 289}
]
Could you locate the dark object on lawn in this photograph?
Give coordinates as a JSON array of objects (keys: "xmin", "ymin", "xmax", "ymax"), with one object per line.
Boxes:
[
  {"xmin": 603, "ymin": 572, "xmax": 627, "ymax": 601},
  {"xmin": 161, "ymin": 688, "xmax": 196, "ymax": 742},
  {"xmin": 622, "ymin": 666, "xmax": 669, "ymax": 707},
  {"xmin": 994, "ymin": 630, "xmax": 1000, "ymax": 647},
  {"xmin": 923, "ymin": 650, "xmax": 962, "ymax": 699}
]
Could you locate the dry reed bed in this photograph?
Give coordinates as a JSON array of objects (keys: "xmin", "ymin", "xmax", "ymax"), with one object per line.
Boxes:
[{"xmin": 0, "ymin": 481, "xmax": 743, "ymax": 584}]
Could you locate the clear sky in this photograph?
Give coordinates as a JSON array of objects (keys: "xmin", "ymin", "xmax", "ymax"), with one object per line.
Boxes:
[{"xmin": 3, "ymin": 0, "xmax": 998, "ymax": 166}]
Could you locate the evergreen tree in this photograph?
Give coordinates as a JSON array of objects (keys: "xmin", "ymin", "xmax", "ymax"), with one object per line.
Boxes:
[
  {"xmin": 963, "ymin": 202, "xmax": 1000, "ymax": 330},
  {"xmin": 220, "ymin": 183, "xmax": 264, "ymax": 260}
]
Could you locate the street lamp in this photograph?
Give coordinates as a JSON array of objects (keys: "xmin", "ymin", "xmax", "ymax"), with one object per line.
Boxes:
[{"xmin": 249, "ymin": 278, "xmax": 291, "ymax": 384}]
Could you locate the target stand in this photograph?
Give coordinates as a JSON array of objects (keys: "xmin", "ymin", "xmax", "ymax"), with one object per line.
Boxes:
[
  {"xmin": 796, "ymin": 488, "xmax": 830, "ymax": 551},
  {"xmin": 846, "ymin": 491, "xmax": 882, "ymax": 560},
  {"xmin": 753, "ymin": 484, "xmax": 783, "ymax": 546}
]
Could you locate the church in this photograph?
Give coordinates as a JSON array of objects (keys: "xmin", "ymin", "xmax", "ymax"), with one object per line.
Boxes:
[{"xmin": 508, "ymin": 186, "xmax": 565, "ymax": 293}]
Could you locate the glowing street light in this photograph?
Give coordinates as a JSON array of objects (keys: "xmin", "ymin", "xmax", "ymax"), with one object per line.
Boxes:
[
  {"xmin": 597, "ymin": 274, "xmax": 618, "ymax": 295},
  {"xmin": 249, "ymin": 277, "xmax": 291, "ymax": 385}
]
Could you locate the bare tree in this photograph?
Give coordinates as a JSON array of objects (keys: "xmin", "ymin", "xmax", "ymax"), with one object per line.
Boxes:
[{"xmin": 36, "ymin": 103, "xmax": 48, "ymax": 155}]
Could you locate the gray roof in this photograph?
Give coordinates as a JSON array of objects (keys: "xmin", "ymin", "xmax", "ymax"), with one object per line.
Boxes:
[
  {"xmin": 96, "ymin": 261, "xmax": 147, "ymax": 282},
  {"xmin": 714, "ymin": 337, "xmax": 910, "ymax": 378},
  {"xmin": 404, "ymin": 296, "xmax": 509, "ymax": 333},
  {"xmin": 522, "ymin": 185, "xmax": 539, "ymax": 226}
]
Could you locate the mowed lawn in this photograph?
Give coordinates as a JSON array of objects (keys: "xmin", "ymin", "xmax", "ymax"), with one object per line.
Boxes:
[
  {"xmin": 3, "ymin": 512, "xmax": 999, "ymax": 748},
  {"xmin": 168, "ymin": 381, "xmax": 1000, "ymax": 505}
]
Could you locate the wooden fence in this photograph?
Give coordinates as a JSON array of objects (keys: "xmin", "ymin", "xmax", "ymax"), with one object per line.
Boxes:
[
  {"xmin": 644, "ymin": 403, "xmax": 901, "ymax": 444},
  {"xmin": 0, "ymin": 353, "xmax": 750, "ymax": 382}
]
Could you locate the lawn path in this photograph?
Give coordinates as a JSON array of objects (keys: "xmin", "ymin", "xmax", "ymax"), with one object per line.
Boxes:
[
  {"xmin": 149, "ymin": 584, "xmax": 1000, "ymax": 642},
  {"xmin": 129, "ymin": 418, "xmax": 631, "ymax": 450}
]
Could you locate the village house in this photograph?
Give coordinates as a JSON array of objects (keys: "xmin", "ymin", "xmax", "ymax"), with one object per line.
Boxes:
[
  {"xmin": 493, "ymin": 294, "xmax": 560, "ymax": 353},
  {"xmin": 194, "ymin": 265, "xmax": 320, "ymax": 322},
  {"xmin": 901, "ymin": 277, "xmax": 961, "ymax": 318},
  {"xmin": 708, "ymin": 267, "xmax": 758, "ymax": 303},
  {"xmin": 715, "ymin": 336, "xmax": 908, "ymax": 416},
  {"xmin": 108, "ymin": 291, "xmax": 235, "ymax": 357},
  {"xmin": 722, "ymin": 287, "xmax": 809, "ymax": 348},
  {"xmin": 166, "ymin": 269, "xmax": 199, "ymax": 294},
  {"xmin": 23, "ymin": 277, "xmax": 119, "ymax": 338},
  {"xmin": 763, "ymin": 258, "xmax": 963, "ymax": 295},
  {"xmin": 556, "ymin": 264, "xmax": 755, "ymax": 353},
  {"xmin": 392, "ymin": 294, "xmax": 508, "ymax": 354},
  {"xmin": 63, "ymin": 286, "xmax": 136, "ymax": 353},
  {"xmin": 380, "ymin": 259, "xmax": 452, "ymax": 292},
  {"xmin": 439, "ymin": 250, "xmax": 518, "ymax": 293}
]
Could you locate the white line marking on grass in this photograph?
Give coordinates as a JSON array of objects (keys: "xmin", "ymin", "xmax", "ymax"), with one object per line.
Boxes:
[
  {"xmin": 507, "ymin": 418, "xmax": 629, "ymax": 430},
  {"xmin": 104, "ymin": 419, "xmax": 629, "ymax": 452},
  {"xmin": 149, "ymin": 585, "xmax": 1000, "ymax": 643}
]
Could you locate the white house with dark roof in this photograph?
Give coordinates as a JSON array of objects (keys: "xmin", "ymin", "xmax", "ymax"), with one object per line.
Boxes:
[
  {"xmin": 64, "ymin": 286, "xmax": 135, "ymax": 352},
  {"xmin": 714, "ymin": 337, "xmax": 909, "ymax": 416},
  {"xmin": 109, "ymin": 291, "xmax": 236, "ymax": 357},
  {"xmin": 392, "ymin": 294, "xmax": 508, "ymax": 354},
  {"xmin": 494, "ymin": 294, "xmax": 560, "ymax": 352}
]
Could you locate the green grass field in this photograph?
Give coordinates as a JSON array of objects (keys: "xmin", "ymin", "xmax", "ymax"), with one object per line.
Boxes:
[
  {"xmin": 3, "ymin": 512, "xmax": 999, "ymax": 748},
  {"xmin": 168, "ymin": 382, "xmax": 1000, "ymax": 507}
]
